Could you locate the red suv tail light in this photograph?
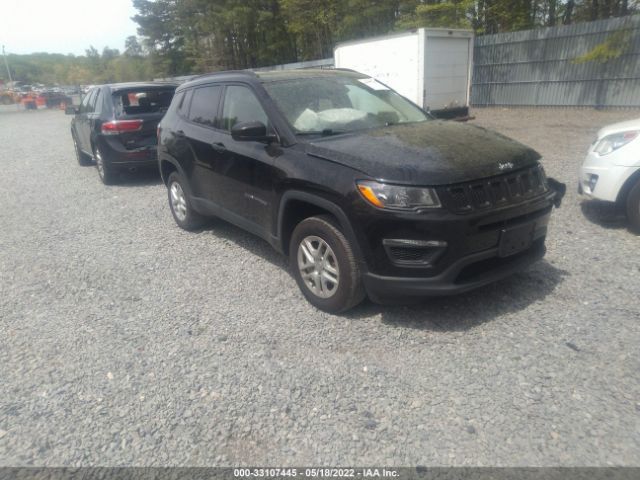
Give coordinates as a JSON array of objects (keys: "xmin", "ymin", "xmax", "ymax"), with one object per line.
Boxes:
[{"xmin": 101, "ymin": 119, "xmax": 143, "ymax": 135}]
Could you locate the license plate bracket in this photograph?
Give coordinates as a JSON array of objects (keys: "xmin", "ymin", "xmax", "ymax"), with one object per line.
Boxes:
[{"xmin": 499, "ymin": 223, "xmax": 535, "ymax": 257}]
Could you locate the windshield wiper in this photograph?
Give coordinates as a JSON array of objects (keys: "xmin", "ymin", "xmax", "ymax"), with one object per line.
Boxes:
[
  {"xmin": 321, "ymin": 129, "xmax": 347, "ymax": 136},
  {"xmin": 296, "ymin": 129, "xmax": 347, "ymax": 137}
]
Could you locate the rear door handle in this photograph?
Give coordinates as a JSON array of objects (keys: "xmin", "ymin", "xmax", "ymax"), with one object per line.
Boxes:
[
  {"xmin": 211, "ymin": 142, "xmax": 227, "ymax": 152},
  {"xmin": 175, "ymin": 130, "xmax": 186, "ymax": 138}
]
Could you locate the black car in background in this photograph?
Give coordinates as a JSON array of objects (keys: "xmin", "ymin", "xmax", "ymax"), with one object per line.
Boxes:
[
  {"xmin": 157, "ymin": 69, "xmax": 565, "ymax": 313},
  {"xmin": 39, "ymin": 90, "xmax": 73, "ymax": 109},
  {"xmin": 67, "ymin": 82, "xmax": 177, "ymax": 184}
]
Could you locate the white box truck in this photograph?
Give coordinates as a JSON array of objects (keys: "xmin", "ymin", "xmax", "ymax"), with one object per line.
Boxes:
[{"xmin": 334, "ymin": 28, "xmax": 474, "ymax": 119}]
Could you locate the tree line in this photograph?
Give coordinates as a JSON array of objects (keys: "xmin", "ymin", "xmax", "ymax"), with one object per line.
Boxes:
[
  {"xmin": 1, "ymin": 38, "xmax": 150, "ymax": 86},
  {"xmin": 2, "ymin": 0, "xmax": 637, "ymax": 85},
  {"xmin": 135, "ymin": 0, "xmax": 638, "ymax": 76}
]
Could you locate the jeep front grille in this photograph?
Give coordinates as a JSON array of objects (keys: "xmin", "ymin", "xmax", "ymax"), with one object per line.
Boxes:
[{"xmin": 438, "ymin": 165, "xmax": 547, "ymax": 213}]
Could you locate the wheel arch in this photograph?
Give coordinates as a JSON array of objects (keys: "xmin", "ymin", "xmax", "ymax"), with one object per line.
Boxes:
[
  {"xmin": 277, "ymin": 191, "xmax": 364, "ymax": 265},
  {"xmin": 159, "ymin": 157, "xmax": 187, "ymax": 185},
  {"xmin": 615, "ymin": 167, "xmax": 640, "ymax": 205}
]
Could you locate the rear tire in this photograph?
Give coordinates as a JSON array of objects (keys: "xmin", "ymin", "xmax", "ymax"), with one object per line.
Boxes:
[
  {"xmin": 94, "ymin": 147, "xmax": 118, "ymax": 185},
  {"xmin": 72, "ymin": 131, "xmax": 92, "ymax": 166},
  {"xmin": 626, "ymin": 178, "xmax": 640, "ymax": 234},
  {"xmin": 289, "ymin": 215, "xmax": 365, "ymax": 313},
  {"xmin": 167, "ymin": 172, "xmax": 207, "ymax": 230}
]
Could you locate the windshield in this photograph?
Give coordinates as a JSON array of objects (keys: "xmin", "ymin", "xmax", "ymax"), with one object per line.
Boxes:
[{"xmin": 262, "ymin": 75, "xmax": 429, "ymax": 134}]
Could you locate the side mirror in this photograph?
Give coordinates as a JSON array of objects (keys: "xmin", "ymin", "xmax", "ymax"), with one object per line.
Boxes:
[
  {"xmin": 65, "ymin": 105, "xmax": 79, "ymax": 115},
  {"xmin": 231, "ymin": 121, "xmax": 275, "ymax": 143}
]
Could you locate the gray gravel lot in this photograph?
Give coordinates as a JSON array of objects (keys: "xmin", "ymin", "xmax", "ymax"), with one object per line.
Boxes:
[{"xmin": 1, "ymin": 107, "xmax": 639, "ymax": 467}]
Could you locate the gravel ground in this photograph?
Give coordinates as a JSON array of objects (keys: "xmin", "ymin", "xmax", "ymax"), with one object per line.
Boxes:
[{"xmin": 1, "ymin": 107, "xmax": 639, "ymax": 467}]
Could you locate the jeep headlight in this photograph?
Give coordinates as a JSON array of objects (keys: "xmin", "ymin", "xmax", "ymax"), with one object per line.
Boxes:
[
  {"xmin": 357, "ymin": 181, "xmax": 440, "ymax": 210},
  {"xmin": 594, "ymin": 130, "xmax": 639, "ymax": 156}
]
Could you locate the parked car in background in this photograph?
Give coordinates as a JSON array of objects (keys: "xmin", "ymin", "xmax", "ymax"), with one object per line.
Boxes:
[
  {"xmin": 62, "ymin": 86, "xmax": 81, "ymax": 95},
  {"xmin": 67, "ymin": 82, "xmax": 177, "ymax": 184},
  {"xmin": 0, "ymin": 88, "xmax": 21, "ymax": 105},
  {"xmin": 157, "ymin": 69, "xmax": 565, "ymax": 313},
  {"xmin": 580, "ymin": 118, "xmax": 640, "ymax": 233},
  {"xmin": 37, "ymin": 90, "xmax": 73, "ymax": 108}
]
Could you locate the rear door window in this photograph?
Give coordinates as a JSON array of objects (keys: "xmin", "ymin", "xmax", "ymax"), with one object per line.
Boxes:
[
  {"xmin": 188, "ymin": 86, "xmax": 222, "ymax": 128},
  {"xmin": 112, "ymin": 87, "xmax": 175, "ymax": 117}
]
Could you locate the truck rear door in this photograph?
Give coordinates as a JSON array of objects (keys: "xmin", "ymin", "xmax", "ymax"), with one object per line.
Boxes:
[{"xmin": 423, "ymin": 34, "xmax": 472, "ymax": 113}]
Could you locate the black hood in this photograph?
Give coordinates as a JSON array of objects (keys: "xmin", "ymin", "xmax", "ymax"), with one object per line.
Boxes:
[{"xmin": 305, "ymin": 121, "xmax": 541, "ymax": 185}]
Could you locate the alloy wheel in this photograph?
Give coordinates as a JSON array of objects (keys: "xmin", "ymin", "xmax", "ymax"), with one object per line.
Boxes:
[
  {"xmin": 297, "ymin": 235, "xmax": 340, "ymax": 298},
  {"xmin": 170, "ymin": 181, "xmax": 188, "ymax": 222}
]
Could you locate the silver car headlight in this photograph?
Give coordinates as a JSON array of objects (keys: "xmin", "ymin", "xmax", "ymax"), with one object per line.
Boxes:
[
  {"xmin": 594, "ymin": 130, "xmax": 639, "ymax": 155},
  {"xmin": 357, "ymin": 180, "xmax": 441, "ymax": 211}
]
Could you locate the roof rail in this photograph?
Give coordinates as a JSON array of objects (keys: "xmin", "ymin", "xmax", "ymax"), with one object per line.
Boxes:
[{"xmin": 191, "ymin": 70, "xmax": 258, "ymax": 81}]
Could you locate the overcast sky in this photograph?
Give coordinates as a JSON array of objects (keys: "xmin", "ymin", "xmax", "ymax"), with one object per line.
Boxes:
[{"xmin": 0, "ymin": 0, "xmax": 139, "ymax": 56}]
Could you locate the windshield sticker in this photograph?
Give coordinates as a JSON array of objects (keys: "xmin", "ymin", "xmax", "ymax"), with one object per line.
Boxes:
[{"xmin": 358, "ymin": 78, "xmax": 390, "ymax": 91}]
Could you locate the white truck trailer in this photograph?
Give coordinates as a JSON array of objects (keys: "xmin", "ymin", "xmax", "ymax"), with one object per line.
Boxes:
[{"xmin": 334, "ymin": 28, "xmax": 474, "ymax": 119}]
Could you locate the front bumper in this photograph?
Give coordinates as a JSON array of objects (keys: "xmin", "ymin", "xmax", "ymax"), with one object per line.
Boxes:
[
  {"xmin": 364, "ymin": 238, "xmax": 546, "ymax": 301},
  {"xmin": 350, "ymin": 182, "xmax": 564, "ymax": 301},
  {"xmin": 580, "ymin": 151, "xmax": 639, "ymax": 202}
]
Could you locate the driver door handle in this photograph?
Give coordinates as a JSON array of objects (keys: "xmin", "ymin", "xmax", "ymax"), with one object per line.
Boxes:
[{"xmin": 211, "ymin": 142, "xmax": 227, "ymax": 153}]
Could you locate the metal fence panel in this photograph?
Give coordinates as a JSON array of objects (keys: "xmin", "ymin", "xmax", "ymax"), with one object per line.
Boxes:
[{"xmin": 472, "ymin": 15, "xmax": 640, "ymax": 107}]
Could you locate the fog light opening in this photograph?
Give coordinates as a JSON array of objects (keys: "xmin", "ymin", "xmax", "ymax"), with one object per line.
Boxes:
[{"xmin": 382, "ymin": 239, "xmax": 447, "ymax": 267}]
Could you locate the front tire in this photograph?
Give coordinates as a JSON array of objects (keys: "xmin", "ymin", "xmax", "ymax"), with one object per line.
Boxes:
[
  {"xmin": 167, "ymin": 172, "xmax": 206, "ymax": 230},
  {"xmin": 290, "ymin": 215, "xmax": 365, "ymax": 313},
  {"xmin": 626, "ymin": 178, "xmax": 640, "ymax": 234},
  {"xmin": 94, "ymin": 147, "xmax": 118, "ymax": 185}
]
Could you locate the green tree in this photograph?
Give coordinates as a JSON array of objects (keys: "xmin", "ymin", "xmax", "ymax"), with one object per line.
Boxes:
[
  {"xmin": 124, "ymin": 36, "xmax": 144, "ymax": 57},
  {"xmin": 132, "ymin": 0, "xmax": 193, "ymax": 76},
  {"xmin": 398, "ymin": 0, "xmax": 474, "ymax": 29},
  {"xmin": 279, "ymin": 0, "xmax": 340, "ymax": 60},
  {"xmin": 127, "ymin": 0, "xmax": 638, "ymax": 75}
]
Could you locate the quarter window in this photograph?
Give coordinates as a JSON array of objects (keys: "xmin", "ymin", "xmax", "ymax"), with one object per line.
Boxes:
[
  {"xmin": 221, "ymin": 85, "xmax": 268, "ymax": 131},
  {"xmin": 178, "ymin": 89, "xmax": 192, "ymax": 118},
  {"xmin": 92, "ymin": 89, "xmax": 102, "ymax": 114},
  {"xmin": 80, "ymin": 89, "xmax": 95, "ymax": 113}
]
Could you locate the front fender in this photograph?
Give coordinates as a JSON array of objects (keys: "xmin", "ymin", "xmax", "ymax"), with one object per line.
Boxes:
[{"xmin": 277, "ymin": 190, "xmax": 364, "ymax": 265}]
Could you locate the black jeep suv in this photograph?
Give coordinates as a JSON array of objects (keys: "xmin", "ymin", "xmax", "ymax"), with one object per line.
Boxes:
[
  {"xmin": 68, "ymin": 82, "xmax": 177, "ymax": 184},
  {"xmin": 158, "ymin": 69, "xmax": 564, "ymax": 313}
]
